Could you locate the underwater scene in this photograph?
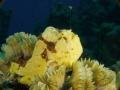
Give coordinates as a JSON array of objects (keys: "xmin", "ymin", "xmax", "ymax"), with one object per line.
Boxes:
[{"xmin": 0, "ymin": 0, "xmax": 120, "ymax": 90}]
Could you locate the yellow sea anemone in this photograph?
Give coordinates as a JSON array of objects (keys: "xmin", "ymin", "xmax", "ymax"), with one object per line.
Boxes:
[
  {"xmin": 6, "ymin": 32, "xmax": 37, "ymax": 56},
  {"xmin": 30, "ymin": 65, "xmax": 66, "ymax": 90},
  {"xmin": 29, "ymin": 59, "xmax": 116, "ymax": 90}
]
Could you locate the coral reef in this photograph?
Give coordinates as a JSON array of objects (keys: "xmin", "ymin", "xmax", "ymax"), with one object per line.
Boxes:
[
  {"xmin": 75, "ymin": 0, "xmax": 120, "ymax": 68},
  {"xmin": 30, "ymin": 65, "xmax": 66, "ymax": 90},
  {"xmin": 110, "ymin": 61, "xmax": 120, "ymax": 73},
  {"xmin": 116, "ymin": 72, "xmax": 120, "ymax": 90},
  {"xmin": 109, "ymin": 61, "xmax": 120, "ymax": 90},
  {"xmin": 0, "ymin": 26, "xmax": 117, "ymax": 90},
  {"xmin": 30, "ymin": 59, "xmax": 116, "ymax": 90},
  {"xmin": 32, "ymin": 22, "xmax": 45, "ymax": 36},
  {"xmin": 0, "ymin": 54, "xmax": 4, "ymax": 66},
  {"xmin": 0, "ymin": 32, "xmax": 37, "ymax": 85},
  {"xmin": 77, "ymin": 0, "xmax": 116, "ymax": 35},
  {"xmin": 0, "ymin": 81, "xmax": 29, "ymax": 90},
  {"xmin": 6, "ymin": 32, "xmax": 37, "ymax": 57},
  {"xmin": 32, "ymin": 0, "xmax": 120, "ymax": 68},
  {"xmin": 81, "ymin": 22, "xmax": 120, "ymax": 67},
  {"xmin": 1, "ymin": 0, "xmax": 120, "ymax": 89},
  {"xmin": 0, "ymin": 8, "xmax": 12, "ymax": 45},
  {"xmin": 47, "ymin": 3, "xmax": 77, "ymax": 30}
]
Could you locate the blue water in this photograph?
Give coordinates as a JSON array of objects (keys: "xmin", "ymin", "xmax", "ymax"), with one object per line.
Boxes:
[{"xmin": 2, "ymin": 0, "xmax": 80, "ymax": 35}]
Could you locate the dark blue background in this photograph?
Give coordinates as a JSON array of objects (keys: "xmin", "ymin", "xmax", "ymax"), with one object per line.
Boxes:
[{"xmin": 2, "ymin": 0, "xmax": 80, "ymax": 35}]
